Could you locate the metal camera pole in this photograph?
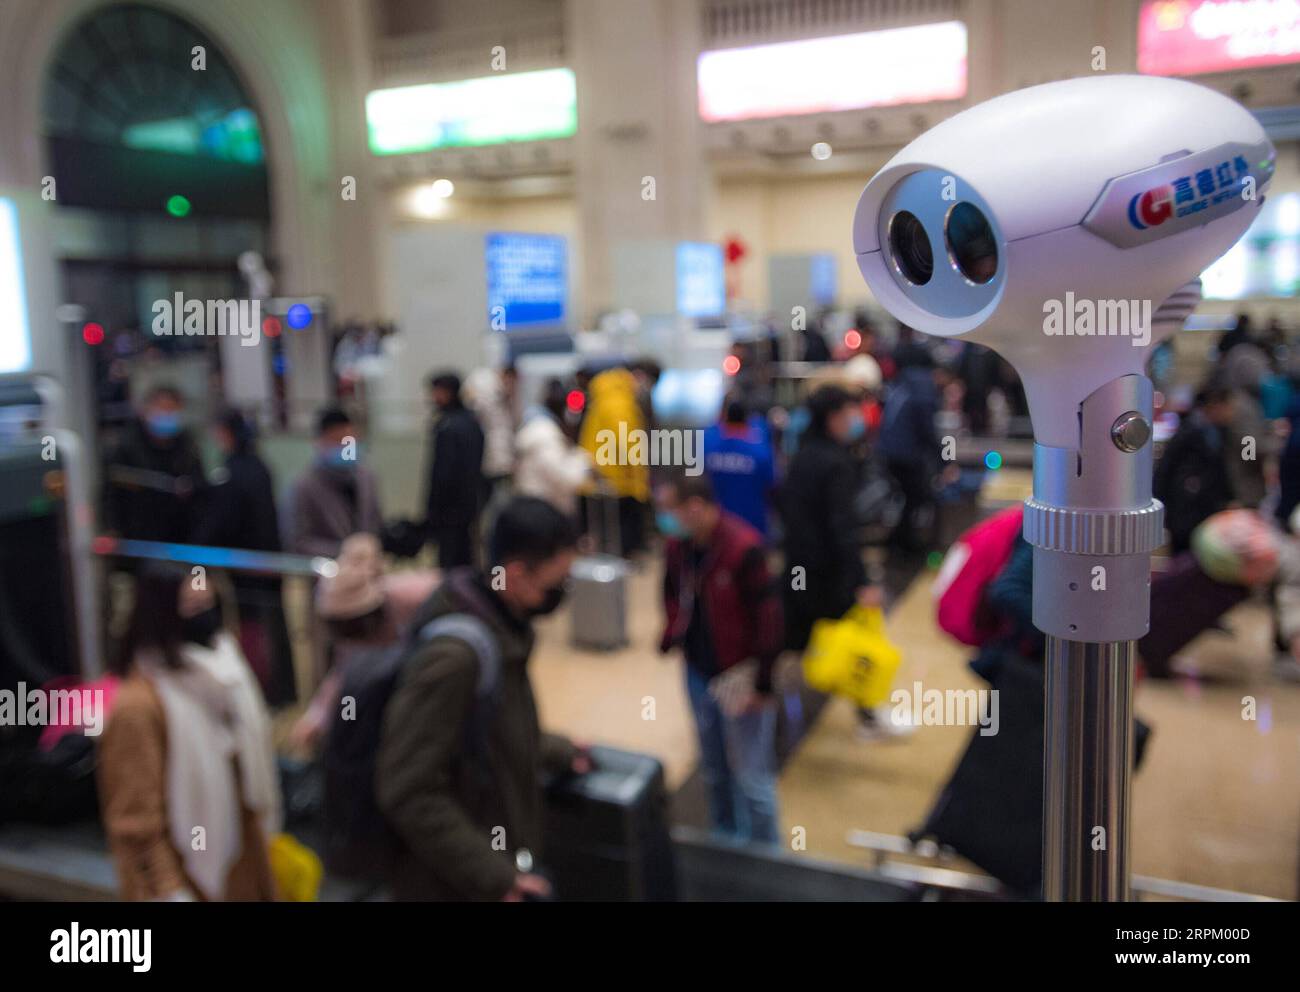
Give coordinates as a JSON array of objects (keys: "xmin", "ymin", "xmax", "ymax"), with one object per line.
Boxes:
[{"xmin": 1024, "ymin": 285, "xmax": 1200, "ymax": 901}]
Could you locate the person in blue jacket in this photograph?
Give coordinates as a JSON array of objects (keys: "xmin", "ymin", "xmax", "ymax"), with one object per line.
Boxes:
[
  {"xmin": 702, "ymin": 399, "xmax": 776, "ymax": 539},
  {"xmin": 879, "ymin": 343, "xmax": 942, "ymax": 551}
]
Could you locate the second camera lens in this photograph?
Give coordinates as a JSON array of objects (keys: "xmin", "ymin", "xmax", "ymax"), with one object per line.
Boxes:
[{"xmin": 946, "ymin": 202, "xmax": 998, "ymax": 285}]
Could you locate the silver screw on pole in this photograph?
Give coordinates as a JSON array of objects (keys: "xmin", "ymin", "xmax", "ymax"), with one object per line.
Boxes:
[{"xmin": 1110, "ymin": 411, "xmax": 1151, "ymax": 453}]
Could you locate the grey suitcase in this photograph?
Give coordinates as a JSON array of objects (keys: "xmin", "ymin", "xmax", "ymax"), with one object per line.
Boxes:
[{"xmin": 569, "ymin": 491, "xmax": 629, "ymax": 651}]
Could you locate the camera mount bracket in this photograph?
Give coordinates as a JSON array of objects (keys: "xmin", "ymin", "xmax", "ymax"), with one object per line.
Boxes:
[{"xmin": 1024, "ymin": 373, "xmax": 1164, "ymax": 642}]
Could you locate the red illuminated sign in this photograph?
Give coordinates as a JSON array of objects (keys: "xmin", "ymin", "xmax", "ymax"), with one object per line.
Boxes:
[{"xmin": 1138, "ymin": 0, "xmax": 1300, "ymax": 76}]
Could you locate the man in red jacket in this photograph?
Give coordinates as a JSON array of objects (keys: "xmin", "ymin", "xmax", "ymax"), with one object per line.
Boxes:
[{"xmin": 657, "ymin": 473, "xmax": 783, "ymax": 844}]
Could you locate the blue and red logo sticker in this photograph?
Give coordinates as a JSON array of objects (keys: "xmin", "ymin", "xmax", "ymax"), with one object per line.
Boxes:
[
  {"xmin": 1127, "ymin": 155, "xmax": 1252, "ymax": 230},
  {"xmin": 1084, "ymin": 141, "xmax": 1272, "ymax": 250}
]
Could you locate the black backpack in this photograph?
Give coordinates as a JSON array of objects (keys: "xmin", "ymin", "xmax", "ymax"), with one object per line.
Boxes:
[
  {"xmin": 322, "ymin": 613, "xmax": 501, "ymax": 880},
  {"xmin": 0, "ymin": 733, "xmax": 99, "ymax": 826}
]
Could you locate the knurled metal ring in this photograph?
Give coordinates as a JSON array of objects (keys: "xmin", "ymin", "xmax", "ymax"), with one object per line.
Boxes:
[{"xmin": 1022, "ymin": 498, "xmax": 1164, "ymax": 556}]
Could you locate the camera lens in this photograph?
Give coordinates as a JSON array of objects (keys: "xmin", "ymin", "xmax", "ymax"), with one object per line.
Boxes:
[
  {"xmin": 888, "ymin": 211, "xmax": 933, "ymax": 286},
  {"xmin": 945, "ymin": 202, "xmax": 998, "ymax": 284}
]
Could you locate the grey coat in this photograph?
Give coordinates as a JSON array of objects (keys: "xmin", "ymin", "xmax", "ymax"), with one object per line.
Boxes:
[{"xmin": 284, "ymin": 463, "xmax": 383, "ymax": 558}]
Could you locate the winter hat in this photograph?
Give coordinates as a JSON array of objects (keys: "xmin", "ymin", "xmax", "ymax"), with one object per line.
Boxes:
[
  {"xmin": 317, "ymin": 533, "xmax": 386, "ymax": 620},
  {"xmin": 1191, "ymin": 509, "xmax": 1279, "ymax": 586},
  {"xmin": 843, "ymin": 354, "xmax": 883, "ymax": 391}
]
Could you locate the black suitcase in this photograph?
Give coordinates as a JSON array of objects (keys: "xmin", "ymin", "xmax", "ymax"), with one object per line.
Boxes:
[
  {"xmin": 543, "ymin": 745, "xmax": 677, "ymax": 901},
  {"xmin": 918, "ymin": 653, "xmax": 1151, "ymax": 896},
  {"xmin": 919, "ymin": 653, "xmax": 1046, "ymax": 895}
]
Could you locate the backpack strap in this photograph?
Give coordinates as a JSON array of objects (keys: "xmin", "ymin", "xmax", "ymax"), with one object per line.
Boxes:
[
  {"xmin": 413, "ymin": 613, "xmax": 503, "ymax": 798},
  {"xmin": 416, "ymin": 613, "xmax": 501, "ymax": 699}
]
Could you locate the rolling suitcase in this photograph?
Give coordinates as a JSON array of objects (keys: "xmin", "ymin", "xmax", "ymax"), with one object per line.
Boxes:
[
  {"xmin": 1139, "ymin": 551, "xmax": 1249, "ymax": 677},
  {"xmin": 917, "ymin": 653, "xmax": 1045, "ymax": 895},
  {"xmin": 543, "ymin": 745, "xmax": 677, "ymax": 901},
  {"xmin": 917, "ymin": 652, "xmax": 1152, "ymax": 895},
  {"xmin": 570, "ymin": 490, "xmax": 629, "ymax": 651}
]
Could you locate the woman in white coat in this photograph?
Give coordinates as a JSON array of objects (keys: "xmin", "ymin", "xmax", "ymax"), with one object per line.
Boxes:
[{"xmin": 514, "ymin": 379, "xmax": 592, "ymax": 518}]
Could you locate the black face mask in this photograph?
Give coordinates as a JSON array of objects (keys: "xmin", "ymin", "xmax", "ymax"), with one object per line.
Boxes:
[
  {"xmin": 528, "ymin": 584, "xmax": 568, "ymax": 617},
  {"xmin": 183, "ymin": 607, "xmax": 223, "ymax": 647}
]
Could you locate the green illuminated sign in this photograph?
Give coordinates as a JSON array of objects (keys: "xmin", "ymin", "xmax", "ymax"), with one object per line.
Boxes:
[{"xmin": 366, "ymin": 68, "xmax": 577, "ymax": 155}]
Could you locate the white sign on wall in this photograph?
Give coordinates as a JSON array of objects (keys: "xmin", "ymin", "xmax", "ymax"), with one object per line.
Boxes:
[
  {"xmin": 697, "ymin": 22, "xmax": 968, "ymax": 122},
  {"xmin": 0, "ymin": 198, "xmax": 32, "ymax": 375}
]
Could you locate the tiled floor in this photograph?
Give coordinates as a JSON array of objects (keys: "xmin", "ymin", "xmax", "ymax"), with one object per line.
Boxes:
[
  {"xmin": 527, "ymin": 552, "xmax": 1300, "ymax": 900},
  {"xmin": 529, "ymin": 564, "xmax": 700, "ymax": 792}
]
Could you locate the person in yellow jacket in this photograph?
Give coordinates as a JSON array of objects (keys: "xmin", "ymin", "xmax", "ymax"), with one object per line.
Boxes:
[{"xmin": 579, "ymin": 367, "xmax": 650, "ymax": 553}]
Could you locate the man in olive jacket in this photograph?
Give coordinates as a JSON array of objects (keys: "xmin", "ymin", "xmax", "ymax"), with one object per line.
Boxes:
[{"xmin": 376, "ymin": 498, "xmax": 588, "ymax": 901}]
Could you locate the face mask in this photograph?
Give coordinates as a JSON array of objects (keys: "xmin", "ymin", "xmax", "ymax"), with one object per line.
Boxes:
[
  {"xmin": 183, "ymin": 607, "xmax": 223, "ymax": 647},
  {"xmin": 529, "ymin": 583, "xmax": 568, "ymax": 617},
  {"xmin": 320, "ymin": 446, "xmax": 358, "ymax": 470},
  {"xmin": 656, "ymin": 511, "xmax": 688, "ymax": 539},
  {"xmin": 845, "ymin": 412, "xmax": 866, "ymax": 442},
  {"xmin": 146, "ymin": 411, "xmax": 182, "ymax": 439}
]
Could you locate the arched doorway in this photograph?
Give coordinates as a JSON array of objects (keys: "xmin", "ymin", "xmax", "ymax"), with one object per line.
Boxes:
[{"xmin": 42, "ymin": 1, "xmax": 273, "ymax": 433}]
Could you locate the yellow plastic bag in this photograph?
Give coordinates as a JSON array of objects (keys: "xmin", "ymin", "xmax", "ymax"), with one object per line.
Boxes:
[
  {"xmin": 269, "ymin": 832, "xmax": 323, "ymax": 903},
  {"xmin": 802, "ymin": 605, "xmax": 903, "ymax": 709}
]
